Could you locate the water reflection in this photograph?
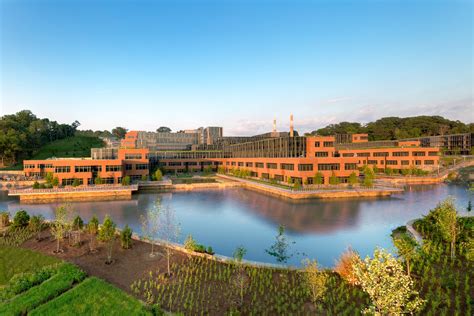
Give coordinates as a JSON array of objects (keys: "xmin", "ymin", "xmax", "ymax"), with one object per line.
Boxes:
[{"xmin": 0, "ymin": 184, "xmax": 471, "ymax": 267}]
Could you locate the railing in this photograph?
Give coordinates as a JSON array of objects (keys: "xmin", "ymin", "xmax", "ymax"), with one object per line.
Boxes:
[{"xmin": 8, "ymin": 184, "xmax": 138, "ymax": 195}]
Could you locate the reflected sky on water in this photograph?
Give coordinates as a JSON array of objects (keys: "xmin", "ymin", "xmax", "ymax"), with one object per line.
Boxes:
[{"xmin": 1, "ymin": 184, "xmax": 472, "ymax": 267}]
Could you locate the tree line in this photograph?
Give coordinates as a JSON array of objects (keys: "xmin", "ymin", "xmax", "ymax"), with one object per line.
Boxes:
[
  {"xmin": 0, "ymin": 110, "xmax": 80, "ymax": 166},
  {"xmin": 307, "ymin": 116, "xmax": 474, "ymax": 141}
]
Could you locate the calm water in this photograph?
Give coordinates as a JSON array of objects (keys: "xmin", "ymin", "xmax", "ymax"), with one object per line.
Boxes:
[{"xmin": 0, "ymin": 184, "xmax": 472, "ymax": 267}]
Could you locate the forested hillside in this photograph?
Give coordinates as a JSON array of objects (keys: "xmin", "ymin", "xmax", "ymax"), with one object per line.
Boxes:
[
  {"xmin": 308, "ymin": 116, "xmax": 474, "ymax": 141},
  {"xmin": 0, "ymin": 110, "xmax": 83, "ymax": 166}
]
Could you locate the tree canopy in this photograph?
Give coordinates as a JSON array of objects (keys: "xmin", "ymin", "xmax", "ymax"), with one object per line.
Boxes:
[
  {"xmin": 156, "ymin": 126, "xmax": 172, "ymax": 133},
  {"xmin": 0, "ymin": 110, "xmax": 80, "ymax": 165},
  {"xmin": 308, "ymin": 116, "xmax": 474, "ymax": 141}
]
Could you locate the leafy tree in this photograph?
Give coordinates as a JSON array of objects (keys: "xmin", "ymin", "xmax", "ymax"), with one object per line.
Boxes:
[
  {"xmin": 0, "ymin": 211, "xmax": 9, "ymax": 228},
  {"xmin": 87, "ymin": 215, "xmax": 100, "ymax": 252},
  {"xmin": 352, "ymin": 248, "xmax": 425, "ymax": 315},
  {"xmin": 111, "ymin": 126, "xmax": 128, "ymax": 139},
  {"xmin": 363, "ymin": 165, "xmax": 375, "ymax": 187},
  {"xmin": 434, "ymin": 198, "xmax": 459, "ymax": 259},
  {"xmin": 154, "ymin": 169, "xmax": 163, "ymax": 181},
  {"xmin": 72, "ymin": 178, "xmax": 80, "ymax": 187},
  {"xmin": 45, "ymin": 172, "xmax": 54, "ymax": 185},
  {"xmin": 141, "ymin": 174, "xmax": 147, "ymax": 181},
  {"xmin": 121, "ymin": 225, "xmax": 133, "ymax": 249},
  {"xmin": 29, "ymin": 214, "xmax": 44, "ymax": 241},
  {"xmin": 348, "ymin": 172, "xmax": 358, "ymax": 186},
  {"xmin": 265, "ymin": 225, "xmax": 294, "ymax": 263},
  {"xmin": 334, "ymin": 247, "xmax": 361, "ymax": 285},
  {"xmin": 52, "ymin": 177, "xmax": 59, "ymax": 187},
  {"xmin": 302, "ymin": 259, "xmax": 328, "ymax": 304},
  {"xmin": 98, "ymin": 215, "xmax": 116, "ymax": 264},
  {"xmin": 94, "ymin": 176, "xmax": 103, "ymax": 185},
  {"xmin": 184, "ymin": 234, "xmax": 197, "ymax": 251},
  {"xmin": 329, "ymin": 171, "xmax": 340, "ymax": 185},
  {"xmin": 12, "ymin": 210, "xmax": 30, "ymax": 228},
  {"xmin": 50, "ymin": 204, "xmax": 71, "ymax": 253},
  {"xmin": 32, "ymin": 181, "xmax": 40, "ymax": 189},
  {"xmin": 233, "ymin": 246, "xmax": 247, "ymax": 306},
  {"xmin": 393, "ymin": 235, "xmax": 418, "ymax": 276},
  {"xmin": 217, "ymin": 166, "xmax": 225, "ymax": 174},
  {"xmin": 293, "ymin": 179, "xmax": 301, "ymax": 190},
  {"xmin": 313, "ymin": 172, "xmax": 323, "ymax": 185},
  {"xmin": 140, "ymin": 199, "xmax": 162, "ymax": 257},
  {"xmin": 156, "ymin": 126, "xmax": 172, "ymax": 133}
]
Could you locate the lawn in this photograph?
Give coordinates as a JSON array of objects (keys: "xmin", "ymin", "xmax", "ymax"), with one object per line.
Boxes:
[
  {"xmin": 30, "ymin": 135, "xmax": 104, "ymax": 160},
  {"xmin": 0, "ymin": 247, "xmax": 59, "ymax": 285},
  {"xmin": 30, "ymin": 277, "xmax": 151, "ymax": 316}
]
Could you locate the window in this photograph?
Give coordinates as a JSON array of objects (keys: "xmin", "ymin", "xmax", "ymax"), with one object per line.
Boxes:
[
  {"xmin": 250, "ymin": 171, "xmax": 258, "ymax": 177},
  {"xmin": 315, "ymin": 152, "xmax": 329, "ymax": 157},
  {"xmin": 125, "ymin": 153, "xmax": 142, "ymax": 159},
  {"xmin": 62, "ymin": 178, "xmax": 83, "ymax": 186},
  {"xmin": 106, "ymin": 165, "xmax": 121, "ymax": 172},
  {"xmin": 55, "ymin": 166, "xmax": 71, "ymax": 173},
  {"xmin": 126, "ymin": 164, "xmax": 133, "ymax": 170},
  {"xmin": 281, "ymin": 163, "xmax": 294, "ymax": 170},
  {"xmin": 323, "ymin": 141, "xmax": 334, "ymax": 147},
  {"xmin": 298, "ymin": 164, "xmax": 313, "ymax": 171},
  {"xmin": 373, "ymin": 152, "xmax": 389, "ymax": 157},
  {"xmin": 386, "ymin": 160, "xmax": 398, "ymax": 165},
  {"xmin": 415, "ymin": 160, "xmax": 422, "ymax": 165},
  {"xmin": 187, "ymin": 162, "xmax": 198, "ymax": 166},
  {"xmin": 231, "ymin": 162, "xmax": 236, "ymax": 166},
  {"xmin": 401, "ymin": 160, "xmax": 409, "ymax": 165},
  {"xmin": 261, "ymin": 173, "xmax": 269, "ymax": 179},
  {"xmin": 273, "ymin": 174, "xmax": 284, "ymax": 181},
  {"xmin": 75, "ymin": 166, "xmax": 92, "ymax": 173},
  {"xmin": 135, "ymin": 164, "xmax": 148, "ymax": 170},
  {"xmin": 168, "ymin": 162, "xmax": 182, "ymax": 166},
  {"xmin": 226, "ymin": 162, "xmax": 230, "ymax": 165},
  {"xmin": 39, "ymin": 164, "xmax": 53, "ymax": 169},
  {"xmin": 344, "ymin": 163, "xmax": 357, "ymax": 170},
  {"xmin": 413, "ymin": 152, "xmax": 426, "ymax": 156},
  {"xmin": 367, "ymin": 160, "xmax": 378, "ymax": 165},
  {"xmin": 318, "ymin": 163, "xmax": 339, "ymax": 171},
  {"xmin": 357, "ymin": 152, "xmax": 370, "ymax": 157},
  {"xmin": 314, "ymin": 142, "xmax": 320, "ymax": 147},
  {"xmin": 238, "ymin": 162, "xmax": 244, "ymax": 166},
  {"xmin": 424, "ymin": 160, "xmax": 435, "ymax": 165},
  {"xmin": 267, "ymin": 163, "xmax": 278, "ymax": 169},
  {"xmin": 392, "ymin": 152, "xmax": 409, "ymax": 157},
  {"xmin": 102, "ymin": 177, "xmax": 115, "ymax": 184},
  {"xmin": 245, "ymin": 162, "xmax": 253, "ymax": 167},
  {"xmin": 256, "ymin": 162, "xmax": 264, "ymax": 168},
  {"xmin": 428, "ymin": 152, "xmax": 438, "ymax": 156},
  {"xmin": 24, "ymin": 164, "xmax": 36, "ymax": 169},
  {"xmin": 342, "ymin": 153, "xmax": 354, "ymax": 157}
]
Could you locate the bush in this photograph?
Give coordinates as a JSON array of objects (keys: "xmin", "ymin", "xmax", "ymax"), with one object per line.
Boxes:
[
  {"xmin": 1, "ymin": 264, "xmax": 60, "ymax": 299},
  {"xmin": 0, "ymin": 211, "xmax": 10, "ymax": 227},
  {"xmin": 184, "ymin": 234, "xmax": 197, "ymax": 251},
  {"xmin": 72, "ymin": 178, "xmax": 80, "ymax": 187},
  {"xmin": 52, "ymin": 177, "xmax": 60, "ymax": 187},
  {"xmin": 72, "ymin": 216, "xmax": 84, "ymax": 230},
  {"xmin": 94, "ymin": 176, "xmax": 103, "ymax": 185},
  {"xmin": 121, "ymin": 176, "xmax": 131, "ymax": 186},
  {"xmin": 153, "ymin": 169, "xmax": 163, "ymax": 181},
  {"xmin": 12, "ymin": 210, "xmax": 30, "ymax": 229},
  {"xmin": 33, "ymin": 181, "xmax": 40, "ymax": 189},
  {"xmin": 121, "ymin": 225, "xmax": 133, "ymax": 249},
  {"xmin": 141, "ymin": 174, "xmax": 148, "ymax": 181}
]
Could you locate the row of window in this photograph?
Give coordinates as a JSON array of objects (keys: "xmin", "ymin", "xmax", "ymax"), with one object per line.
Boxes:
[
  {"xmin": 366, "ymin": 160, "xmax": 435, "ymax": 165},
  {"xmin": 125, "ymin": 164, "xmax": 148, "ymax": 170},
  {"xmin": 226, "ymin": 162, "xmax": 358, "ymax": 171},
  {"xmin": 342, "ymin": 151, "xmax": 438, "ymax": 157},
  {"xmin": 314, "ymin": 141, "xmax": 334, "ymax": 147},
  {"xmin": 125, "ymin": 154, "xmax": 143, "ymax": 159}
]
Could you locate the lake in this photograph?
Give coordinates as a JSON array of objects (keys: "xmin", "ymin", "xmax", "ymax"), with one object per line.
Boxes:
[{"xmin": 0, "ymin": 184, "xmax": 472, "ymax": 267}]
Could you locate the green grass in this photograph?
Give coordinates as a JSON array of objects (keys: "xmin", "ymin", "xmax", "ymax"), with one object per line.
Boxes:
[
  {"xmin": 0, "ymin": 263, "xmax": 86, "ymax": 315},
  {"xmin": 30, "ymin": 277, "xmax": 151, "ymax": 316},
  {"xmin": 30, "ymin": 135, "xmax": 104, "ymax": 160},
  {"xmin": 0, "ymin": 247, "xmax": 60, "ymax": 285}
]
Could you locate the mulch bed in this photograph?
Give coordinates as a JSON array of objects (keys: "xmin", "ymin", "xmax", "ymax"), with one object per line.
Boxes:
[{"xmin": 21, "ymin": 229, "xmax": 189, "ymax": 294}]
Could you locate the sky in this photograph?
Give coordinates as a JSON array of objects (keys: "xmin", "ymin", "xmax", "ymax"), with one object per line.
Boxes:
[{"xmin": 1, "ymin": 0, "xmax": 473, "ymax": 135}]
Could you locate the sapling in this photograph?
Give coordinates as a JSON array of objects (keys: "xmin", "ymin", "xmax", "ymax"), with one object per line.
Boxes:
[{"xmin": 87, "ymin": 215, "xmax": 99, "ymax": 252}]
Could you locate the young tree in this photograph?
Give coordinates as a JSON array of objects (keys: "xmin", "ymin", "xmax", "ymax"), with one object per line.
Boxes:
[
  {"xmin": 352, "ymin": 248, "xmax": 425, "ymax": 315},
  {"xmin": 265, "ymin": 225, "xmax": 294, "ymax": 263},
  {"xmin": 393, "ymin": 235, "xmax": 418, "ymax": 276},
  {"xmin": 467, "ymin": 200, "xmax": 472, "ymax": 212},
  {"xmin": 121, "ymin": 225, "xmax": 133, "ymax": 249},
  {"xmin": 72, "ymin": 178, "xmax": 80, "ymax": 187},
  {"xmin": 98, "ymin": 215, "xmax": 116, "ymax": 264},
  {"xmin": 94, "ymin": 176, "xmax": 103, "ymax": 185},
  {"xmin": 71, "ymin": 215, "xmax": 84, "ymax": 246},
  {"xmin": 348, "ymin": 172, "xmax": 358, "ymax": 186},
  {"xmin": 112, "ymin": 126, "xmax": 128, "ymax": 139},
  {"xmin": 302, "ymin": 258, "xmax": 328, "ymax": 304},
  {"xmin": 12, "ymin": 210, "xmax": 30, "ymax": 228},
  {"xmin": 121, "ymin": 176, "xmax": 131, "ymax": 186},
  {"xmin": 435, "ymin": 198, "xmax": 459, "ymax": 259},
  {"xmin": 45, "ymin": 172, "xmax": 54, "ymax": 185},
  {"xmin": 158, "ymin": 205, "xmax": 180, "ymax": 276},
  {"xmin": 334, "ymin": 247, "xmax": 361, "ymax": 285},
  {"xmin": 88, "ymin": 215, "xmax": 100, "ymax": 252},
  {"xmin": 329, "ymin": 171, "xmax": 340, "ymax": 185},
  {"xmin": 50, "ymin": 204, "xmax": 71, "ymax": 253},
  {"xmin": 154, "ymin": 169, "xmax": 163, "ymax": 181},
  {"xmin": 52, "ymin": 177, "xmax": 60, "ymax": 187},
  {"xmin": 363, "ymin": 165, "xmax": 375, "ymax": 187},
  {"xmin": 313, "ymin": 172, "xmax": 323, "ymax": 185},
  {"xmin": 140, "ymin": 199, "xmax": 162, "ymax": 257},
  {"xmin": 29, "ymin": 214, "xmax": 45, "ymax": 241},
  {"xmin": 233, "ymin": 246, "xmax": 247, "ymax": 306}
]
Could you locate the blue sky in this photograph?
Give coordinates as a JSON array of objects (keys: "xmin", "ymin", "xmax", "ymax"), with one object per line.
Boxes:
[{"xmin": 1, "ymin": 0, "xmax": 472, "ymax": 135}]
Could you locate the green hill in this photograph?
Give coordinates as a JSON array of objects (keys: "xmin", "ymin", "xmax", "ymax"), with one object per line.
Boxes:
[{"xmin": 30, "ymin": 135, "xmax": 104, "ymax": 160}]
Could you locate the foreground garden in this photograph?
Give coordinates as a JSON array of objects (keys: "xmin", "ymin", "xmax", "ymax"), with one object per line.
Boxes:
[{"xmin": 0, "ymin": 196, "xmax": 472, "ymax": 315}]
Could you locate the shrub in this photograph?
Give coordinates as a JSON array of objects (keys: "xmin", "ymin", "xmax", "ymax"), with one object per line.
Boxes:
[
  {"xmin": 2, "ymin": 264, "xmax": 59, "ymax": 299},
  {"xmin": 207, "ymin": 246, "xmax": 214, "ymax": 255},
  {"xmin": 94, "ymin": 176, "xmax": 103, "ymax": 185},
  {"xmin": 72, "ymin": 178, "xmax": 80, "ymax": 187},
  {"xmin": 334, "ymin": 248, "xmax": 361, "ymax": 285},
  {"xmin": 39, "ymin": 183, "xmax": 46, "ymax": 189},
  {"xmin": 121, "ymin": 225, "xmax": 133, "ymax": 249},
  {"xmin": 72, "ymin": 216, "xmax": 84, "ymax": 230},
  {"xmin": 121, "ymin": 176, "xmax": 131, "ymax": 186},
  {"xmin": 0, "ymin": 211, "xmax": 10, "ymax": 227},
  {"xmin": 313, "ymin": 172, "xmax": 323, "ymax": 185},
  {"xmin": 12, "ymin": 210, "xmax": 30, "ymax": 229},
  {"xmin": 329, "ymin": 172, "xmax": 340, "ymax": 185},
  {"xmin": 29, "ymin": 215, "xmax": 45, "ymax": 240},
  {"xmin": 141, "ymin": 174, "xmax": 147, "ymax": 181},
  {"xmin": 32, "ymin": 181, "xmax": 40, "ymax": 189},
  {"xmin": 52, "ymin": 177, "xmax": 60, "ymax": 187},
  {"xmin": 154, "ymin": 169, "xmax": 163, "ymax": 181},
  {"xmin": 184, "ymin": 234, "xmax": 197, "ymax": 251}
]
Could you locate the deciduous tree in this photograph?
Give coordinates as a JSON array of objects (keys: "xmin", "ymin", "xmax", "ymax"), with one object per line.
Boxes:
[{"xmin": 98, "ymin": 215, "xmax": 116, "ymax": 264}]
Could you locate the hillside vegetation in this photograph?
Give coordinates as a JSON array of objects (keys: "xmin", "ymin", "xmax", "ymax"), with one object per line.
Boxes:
[{"xmin": 309, "ymin": 116, "xmax": 474, "ymax": 141}]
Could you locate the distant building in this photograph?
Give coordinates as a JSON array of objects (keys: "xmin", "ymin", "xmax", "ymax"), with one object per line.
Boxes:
[{"xmin": 402, "ymin": 133, "xmax": 473, "ymax": 155}]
